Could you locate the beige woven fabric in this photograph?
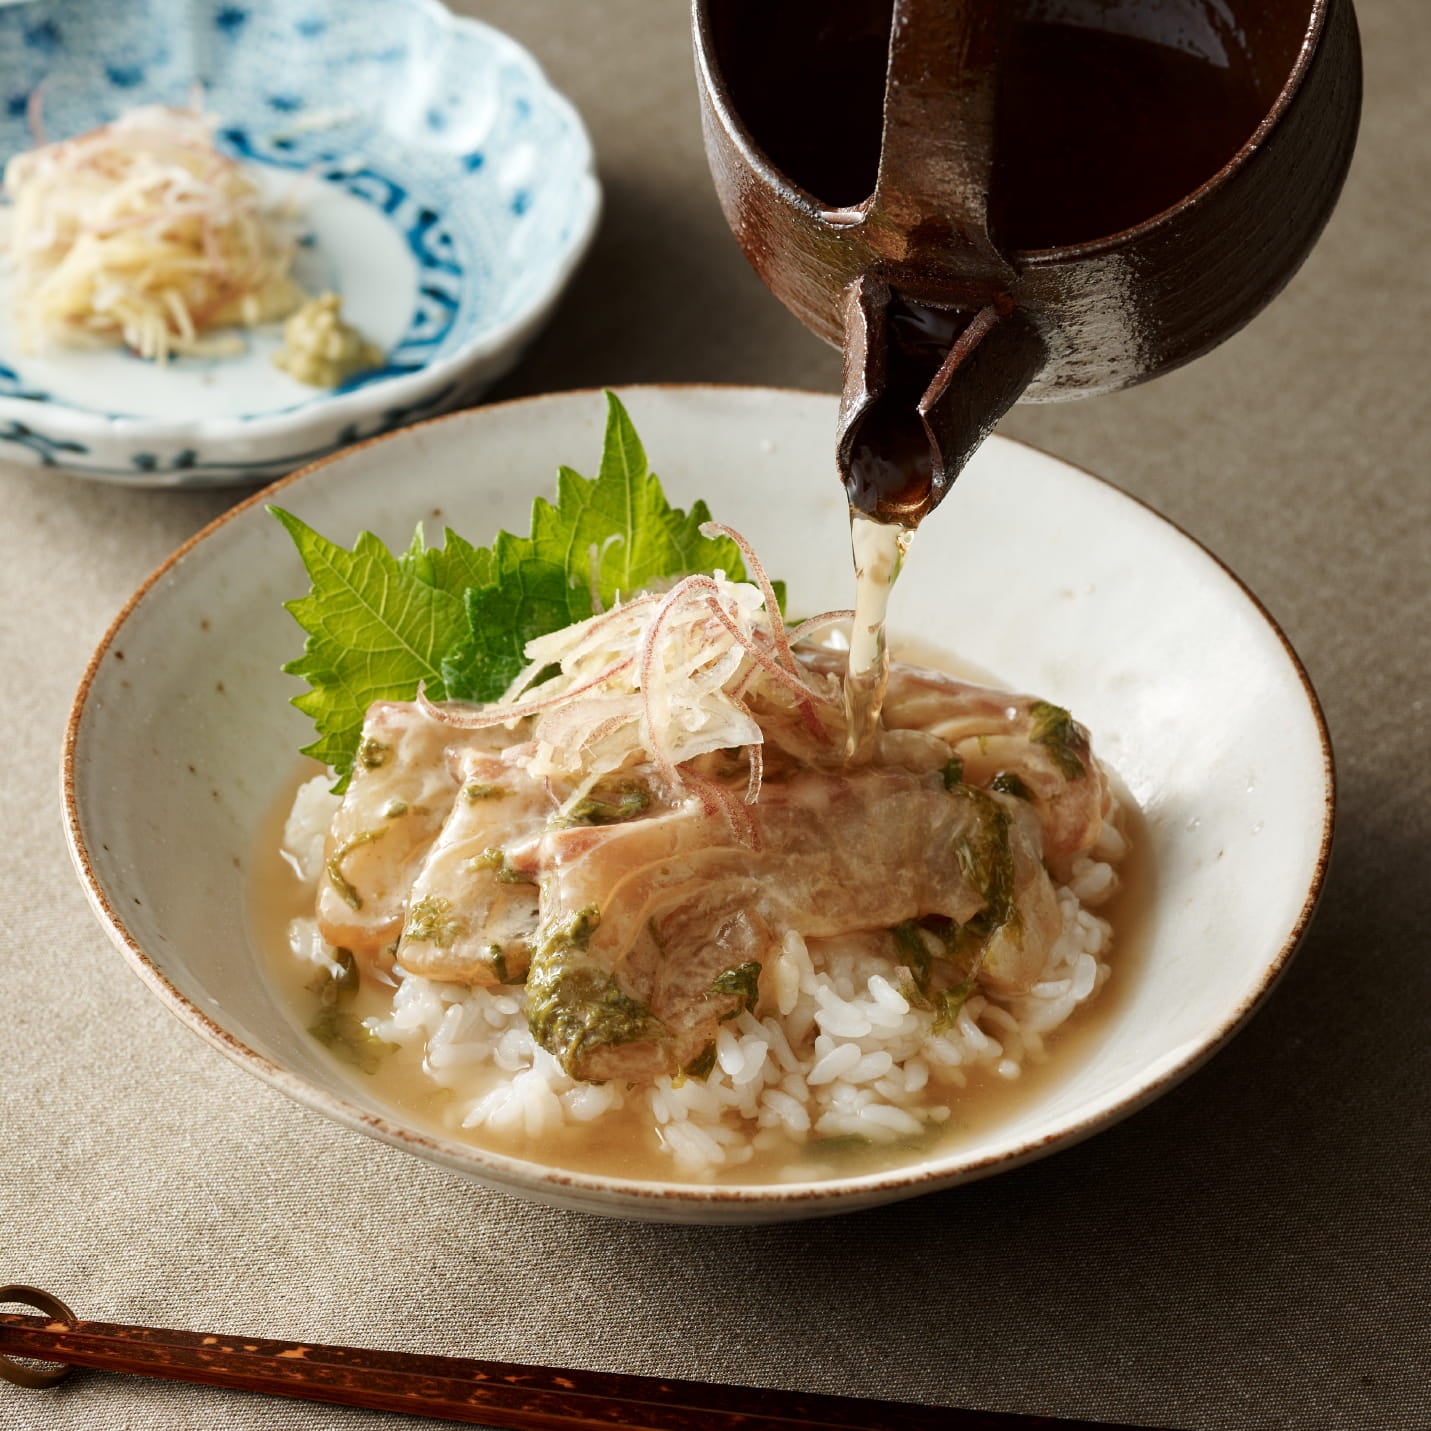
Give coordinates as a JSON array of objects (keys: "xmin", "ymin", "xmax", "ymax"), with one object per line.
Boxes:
[{"xmin": 2, "ymin": 2, "xmax": 1427, "ymax": 1428}]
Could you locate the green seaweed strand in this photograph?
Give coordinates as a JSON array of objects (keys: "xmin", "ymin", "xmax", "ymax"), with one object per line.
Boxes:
[
  {"xmin": 1029, "ymin": 701, "xmax": 1087, "ymax": 780},
  {"xmin": 709, "ymin": 961, "xmax": 762, "ymax": 1017},
  {"xmin": 324, "ymin": 828, "xmax": 387, "ymax": 911},
  {"xmin": 526, "ymin": 906, "xmax": 666, "ymax": 1075}
]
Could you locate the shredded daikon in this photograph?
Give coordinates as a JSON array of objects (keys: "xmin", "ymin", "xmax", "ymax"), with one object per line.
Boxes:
[
  {"xmin": 420, "ymin": 529, "xmax": 855, "ymax": 839},
  {"xmin": 3, "ymin": 104, "xmax": 304, "ymax": 360}
]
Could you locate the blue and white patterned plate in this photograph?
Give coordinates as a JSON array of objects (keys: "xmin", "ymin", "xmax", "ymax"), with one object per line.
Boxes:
[{"xmin": 0, "ymin": 0, "xmax": 600, "ymax": 485}]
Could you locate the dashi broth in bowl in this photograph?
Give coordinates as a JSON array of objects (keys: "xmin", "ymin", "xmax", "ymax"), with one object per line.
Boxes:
[{"xmin": 64, "ymin": 386, "xmax": 1332, "ymax": 1222}]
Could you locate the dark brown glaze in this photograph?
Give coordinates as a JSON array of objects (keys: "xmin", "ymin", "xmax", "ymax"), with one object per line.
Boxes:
[
  {"xmin": 867, "ymin": 0, "xmax": 1014, "ymax": 281},
  {"xmin": 0, "ymin": 1308, "xmax": 1175, "ymax": 1429},
  {"xmin": 694, "ymin": 0, "xmax": 1361, "ymax": 520},
  {"xmin": 840, "ymin": 280, "xmax": 1044, "ymax": 522}
]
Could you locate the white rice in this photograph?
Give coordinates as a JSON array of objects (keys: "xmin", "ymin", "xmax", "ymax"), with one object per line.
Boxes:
[{"xmin": 282, "ymin": 774, "xmax": 1122, "ymax": 1177}]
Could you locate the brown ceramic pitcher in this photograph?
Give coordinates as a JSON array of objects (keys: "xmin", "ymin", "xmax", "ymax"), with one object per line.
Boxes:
[{"xmin": 693, "ymin": 0, "xmax": 1361, "ymax": 523}]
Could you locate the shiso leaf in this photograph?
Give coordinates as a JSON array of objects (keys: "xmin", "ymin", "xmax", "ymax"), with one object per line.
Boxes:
[
  {"xmin": 273, "ymin": 393, "xmax": 782, "ymax": 780},
  {"xmin": 271, "ymin": 508, "xmax": 468, "ymax": 789},
  {"xmin": 440, "ymin": 392, "xmax": 766, "ymax": 702}
]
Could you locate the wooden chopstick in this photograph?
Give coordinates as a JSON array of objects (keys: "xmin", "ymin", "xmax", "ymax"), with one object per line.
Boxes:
[{"xmin": 0, "ymin": 1289, "xmax": 1172, "ymax": 1431}]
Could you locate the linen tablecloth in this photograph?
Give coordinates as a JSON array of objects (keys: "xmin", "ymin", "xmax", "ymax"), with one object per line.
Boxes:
[{"xmin": 2, "ymin": 2, "xmax": 1427, "ymax": 1427}]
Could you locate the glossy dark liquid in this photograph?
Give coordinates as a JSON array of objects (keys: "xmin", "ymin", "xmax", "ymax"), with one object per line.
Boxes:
[
  {"xmin": 993, "ymin": 22, "xmax": 1268, "ymax": 250},
  {"xmin": 707, "ymin": 1, "xmax": 1266, "ymax": 240},
  {"xmin": 706, "ymin": 0, "xmax": 890, "ymax": 208}
]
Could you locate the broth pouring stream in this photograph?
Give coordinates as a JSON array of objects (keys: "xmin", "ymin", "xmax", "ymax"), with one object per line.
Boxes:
[{"xmin": 845, "ymin": 511, "xmax": 912, "ymax": 755}]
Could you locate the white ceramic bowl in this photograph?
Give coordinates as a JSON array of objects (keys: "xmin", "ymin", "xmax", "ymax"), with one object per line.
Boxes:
[
  {"xmin": 0, "ymin": 0, "xmax": 599, "ymax": 485},
  {"xmin": 63, "ymin": 386, "xmax": 1334, "ymax": 1222}
]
